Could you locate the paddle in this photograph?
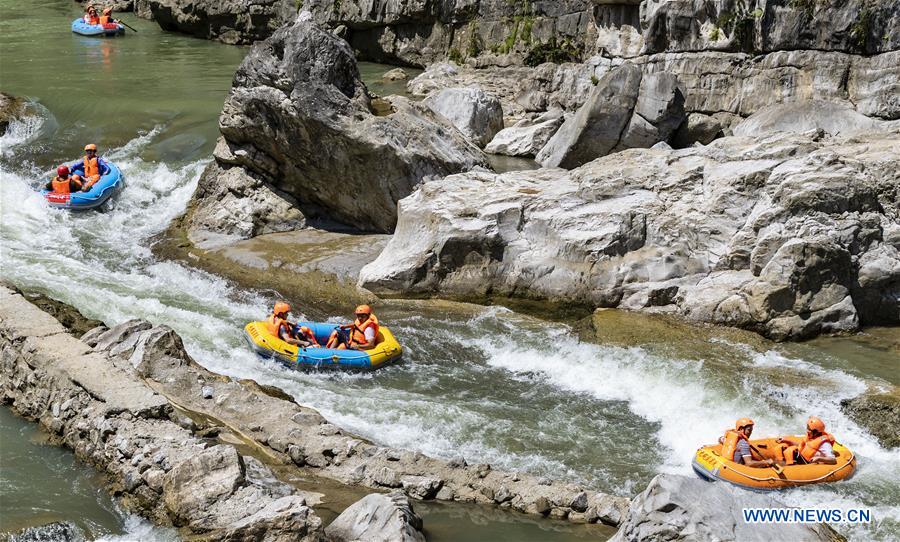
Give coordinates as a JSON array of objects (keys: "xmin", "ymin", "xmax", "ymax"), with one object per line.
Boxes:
[
  {"xmin": 118, "ymin": 19, "xmax": 138, "ymax": 32},
  {"xmin": 748, "ymin": 442, "xmax": 784, "ymax": 474}
]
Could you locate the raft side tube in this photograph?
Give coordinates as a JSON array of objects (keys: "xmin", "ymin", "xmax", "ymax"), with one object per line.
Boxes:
[{"xmin": 41, "ymin": 162, "xmax": 124, "ymax": 210}]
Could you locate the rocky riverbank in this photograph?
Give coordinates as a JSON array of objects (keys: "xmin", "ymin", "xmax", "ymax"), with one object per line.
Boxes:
[
  {"xmin": 0, "ymin": 284, "xmax": 631, "ymax": 532},
  {"xmin": 1, "ymin": 285, "xmax": 851, "ymax": 540}
]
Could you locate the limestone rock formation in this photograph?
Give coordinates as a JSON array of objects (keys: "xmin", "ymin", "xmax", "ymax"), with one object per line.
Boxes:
[
  {"xmin": 360, "ymin": 125, "xmax": 900, "ymax": 340},
  {"xmin": 732, "ymin": 100, "xmax": 884, "ymax": 137},
  {"xmin": 0, "ymin": 91, "xmax": 28, "ymax": 136},
  {"xmin": 423, "ymin": 88, "xmax": 504, "ymax": 148},
  {"xmin": 187, "ymin": 20, "xmax": 485, "ymax": 240},
  {"xmin": 326, "ymin": 492, "xmax": 425, "ymax": 542},
  {"xmin": 536, "ymin": 65, "xmax": 685, "ymax": 168},
  {"xmin": 485, "ymin": 108, "xmax": 565, "ymax": 157},
  {"xmin": 147, "ymin": 0, "xmax": 293, "ymax": 44},
  {"xmin": 610, "ymin": 474, "xmax": 843, "ymax": 541}
]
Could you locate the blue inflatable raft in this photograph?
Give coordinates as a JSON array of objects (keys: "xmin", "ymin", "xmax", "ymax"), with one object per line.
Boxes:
[
  {"xmin": 42, "ymin": 162, "xmax": 124, "ymax": 210},
  {"xmin": 71, "ymin": 18, "xmax": 125, "ymax": 37},
  {"xmin": 244, "ymin": 320, "xmax": 403, "ymax": 371}
]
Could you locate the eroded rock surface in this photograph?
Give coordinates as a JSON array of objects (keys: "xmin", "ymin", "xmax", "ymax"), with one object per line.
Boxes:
[
  {"xmin": 610, "ymin": 474, "xmax": 844, "ymax": 541},
  {"xmin": 423, "ymin": 88, "xmax": 504, "ymax": 148},
  {"xmin": 147, "ymin": 0, "xmax": 293, "ymax": 44},
  {"xmin": 186, "ymin": 20, "xmax": 485, "ymax": 240},
  {"xmin": 840, "ymin": 390, "xmax": 900, "ymax": 449},
  {"xmin": 326, "ymin": 491, "xmax": 425, "ymax": 542},
  {"xmin": 360, "ymin": 126, "xmax": 900, "ymax": 340}
]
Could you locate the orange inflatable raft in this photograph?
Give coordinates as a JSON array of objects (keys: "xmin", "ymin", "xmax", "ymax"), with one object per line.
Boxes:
[{"xmin": 692, "ymin": 437, "xmax": 857, "ymax": 490}]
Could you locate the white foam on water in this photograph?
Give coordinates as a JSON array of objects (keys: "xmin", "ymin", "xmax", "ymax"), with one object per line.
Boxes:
[
  {"xmin": 95, "ymin": 513, "xmax": 178, "ymax": 542},
  {"xmin": 0, "ymin": 101, "xmax": 55, "ymax": 156}
]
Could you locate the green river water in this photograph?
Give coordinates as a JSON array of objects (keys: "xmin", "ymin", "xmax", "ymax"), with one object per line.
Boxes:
[{"xmin": 1, "ymin": 2, "xmax": 898, "ymax": 540}]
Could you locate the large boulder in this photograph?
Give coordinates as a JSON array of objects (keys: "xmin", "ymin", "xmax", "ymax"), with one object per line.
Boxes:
[
  {"xmin": 325, "ymin": 492, "xmax": 425, "ymax": 542},
  {"xmin": 424, "ymin": 88, "xmax": 504, "ymax": 148},
  {"xmin": 189, "ymin": 20, "xmax": 485, "ymax": 238},
  {"xmin": 610, "ymin": 474, "xmax": 843, "ymax": 541},
  {"xmin": 163, "ymin": 445, "xmax": 246, "ymax": 527},
  {"xmin": 733, "ymin": 100, "xmax": 884, "ymax": 137},
  {"xmin": 0, "ymin": 91, "xmax": 27, "ymax": 136},
  {"xmin": 485, "ymin": 109, "xmax": 566, "ymax": 157},
  {"xmin": 147, "ymin": 0, "xmax": 294, "ymax": 44},
  {"xmin": 221, "ymin": 496, "xmax": 323, "ymax": 542},
  {"xmin": 359, "ymin": 129, "xmax": 900, "ymax": 340},
  {"xmin": 536, "ymin": 64, "xmax": 685, "ymax": 168}
]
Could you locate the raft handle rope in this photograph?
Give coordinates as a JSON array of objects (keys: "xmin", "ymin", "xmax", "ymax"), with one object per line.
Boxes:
[{"xmin": 717, "ymin": 449, "xmax": 855, "ymax": 483}]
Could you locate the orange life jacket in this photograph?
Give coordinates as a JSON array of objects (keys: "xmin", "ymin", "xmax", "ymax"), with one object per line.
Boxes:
[
  {"xmin": 721, "ymin": 430, "xmax": 748, "ymax": 463},
  {"xmin": 84, "ymin": 155, "xmax": 100, "ymax": 180},
  {"xmin": 50, "ymin": 175, "xmax": 82, "ymax": 194},
  {"xmin": 799, "ymin": 433, "xmax": 835, "ymax": 462},
  {"xmin": 85, "ymin": 14, "xmax": 100, "ymax": 25},
  {"xmin": 350, "ymin": 314, "xmax": 379, "ymax": 347},
  {"xmin": 266, "ymin": 314, "xmax": 291, "ymax": 339},
  {"xmin": 296, "ymin": 326, "xmax": 319, "ymax": 346},
  {"xmin": 99, "ymin": 15, "xmax": 112, "ymax": 25}
]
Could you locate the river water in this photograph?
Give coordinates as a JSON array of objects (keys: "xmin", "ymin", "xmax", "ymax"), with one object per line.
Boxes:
[{"xmin": 1, "ymin": 1, "xmax": 898, "ymax": 540}]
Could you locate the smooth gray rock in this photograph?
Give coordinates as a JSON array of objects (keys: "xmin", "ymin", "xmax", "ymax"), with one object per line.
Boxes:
[
  {"xmin": 536, "ymin": 64, "xmax": 644, "ymax": 168},
  {"xmin": 360, "ymin": 130, "xmax": 900, "ymax": 340},
  {"xmin": 733, "ymin": 100, "xmax": 884, "ymax": 137},
  {"xmin": 485, "ymin": 109, "xmax": 565, "ymax": 157},
  {"xmin": 221, "ymin": 495, "xmax": 323, "ymax": 542},
  {"xmin": 840, "ymin": 391, "xmax": 900, "ymax": 449},
  {"xmin": 424, "ymin": 88, "xmax": 504, "ymax": 148},
  {"xmin": 672, "ymin": 112, "xmax": 724, "ymax": 147},
  {"xmin": 190, "ymin": 20, "xmax": 485, "ymax": 237},
  {"xmin": 163, "ymin": 445, "xmax": 246, "ymax": 526},
  {"xmin": 326, "ymin": 492, "xmax": 425, "ymax": 542},
  {"xmin": 610, "ymin": 474, "xmax": 843, "ymax": 541}
]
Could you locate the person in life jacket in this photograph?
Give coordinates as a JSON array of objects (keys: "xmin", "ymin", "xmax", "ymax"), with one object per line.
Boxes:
[
  {"xmin": 45, "ymin": 165, "xmax": 84, "ymax": 194},
  {"xmin": 99, "ymin": 7, "xmax": 118, "ymax": 26},
  {"xmin": 69, "ymin": 144, "xmax": 110, "ymax": 190},
  {"xmin": 265, "ymin": 302, "xmax": 317, "ymax": 347},
  {"xmin": 326, "ymin": 305, "xmax": 380, "ymax": 350},
  {"xmin": 84, "ymin": 4, "xmax": 100, "ymax": 25},
  {"xmin": 719, "ymin": 418, "xmax": 775, "ymax": 467},
  {"xmin": 777, "ymin": 416, "xmax": 837, "ymax": 466}
]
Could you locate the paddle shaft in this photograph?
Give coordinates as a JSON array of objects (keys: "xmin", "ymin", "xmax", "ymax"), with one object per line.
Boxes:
[
  {"xmin": 119, "ymin": 19, "xmax": 138, "ymax": 32},
  {"xmin": 748, "ymin": 442, "xmax": 783, "ymax": 473}
]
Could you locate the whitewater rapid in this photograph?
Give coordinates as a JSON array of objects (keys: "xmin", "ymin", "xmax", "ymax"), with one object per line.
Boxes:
[{"xmin": 1, "ymin": 116, "xmax": 897, "ymax": 540}]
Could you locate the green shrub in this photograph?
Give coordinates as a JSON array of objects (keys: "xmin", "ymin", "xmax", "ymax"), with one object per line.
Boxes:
[
  {"xmin": 524, "ymin": 37, "xmax": 582, "ymax": 66},
  {"xmin": 448, "ymin": 47, "xmax": 463, "ymax": 64}
]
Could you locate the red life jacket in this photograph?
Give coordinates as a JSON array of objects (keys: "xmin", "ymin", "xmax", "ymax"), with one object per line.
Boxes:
[
  {"xmin": 350, "ymin": 315, "xmax": 379, "ymax": 347},
  {"xmin": 799, "ymin": 433, "xmax": 835, "ymax": 462}
]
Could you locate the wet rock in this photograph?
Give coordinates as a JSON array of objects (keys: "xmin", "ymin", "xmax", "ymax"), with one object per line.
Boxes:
[
  {"xmin": 360, "ymin": 129, "xmax": 900, "ymax": 340},
  {"xmin": 16, "ymin": 289, "xmax": 104, "ymax": 338},
  {"xmin": 424, "ymin": 88, "xmax": 504, "ymax": 148},
  {"xmin": 841, "ymin": 390, "xmax": 900, "ymax": 449},
  {"xmin": 8, "ymin": 521, "xmax": 86, "ymax": 542},
  {"xmin": 382, "ymin": 68, "xmax": 409, "ymax": 81},
  {"xmin": 0, "ymin": 91, "xmax": 28, "ymax": 136},
  {"xmin": 733, "ymin": 100, "xmax": 884, "ymax": 138},
  {"xmin": 485, "ymin": 109, "xmax": 565, "ymax": 157},
  {"xmin": 188, "ymin": 20, "xmax": 485, "ymax": 238},
  {"xmin": 610, "ymin": 474, "xmax": 843, "ymax": 541},
  {"xmin": 147, "ymin": 0, "xmax": 293, "ymax": 44},
  {"xmin": 325, "ymin": 491, "xmax": 425, "ymax": 542},
  {"xmin": 92, "ymin": 319, "xmax": 153, "ymax": 353}
]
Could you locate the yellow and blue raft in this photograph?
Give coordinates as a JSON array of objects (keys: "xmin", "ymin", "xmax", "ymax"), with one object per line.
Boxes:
[{"xmin": 244, "ymin": 320, "xmax": 402, "ymax": 371}]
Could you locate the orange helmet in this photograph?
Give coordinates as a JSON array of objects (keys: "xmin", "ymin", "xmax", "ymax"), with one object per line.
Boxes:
[
  {"xmin": 806, "ymin": 416, "xmax": 825, "ymax": 433},
  {"xmin": 273, "ymin": 302, "xmax": 290, "ymax": 315},
  {"xmin": 735, "ymin": 417, "xmax": 754, "ymax": 430},
  {"xmin": 84, "ymin": 143, "xmax": 98, "ymax": 152},
  {"xmin": 354, "ymin": 304, "xmax": 371, "ymax": 315},
  {"xmin": 102, "ymin": 7, "xmax": 113, "ymax": 14}
]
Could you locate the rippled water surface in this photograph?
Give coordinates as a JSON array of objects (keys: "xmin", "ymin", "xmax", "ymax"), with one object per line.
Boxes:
[{"xmin": 1, "ymin": 1, "xmax": 898, "ymax": 541}]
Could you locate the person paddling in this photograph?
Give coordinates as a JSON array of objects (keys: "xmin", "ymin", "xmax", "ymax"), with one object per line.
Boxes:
[
  {"xmin": 720, "ymin": 418, "xmax": 775, "ymax": 468},
  {"xmin": 69, "ymin": 143, "xmax": 110, "ymax": 191},
  {"xmin": 99, "ymin": 7, "xmax": 117, "ymax": 26},
  {"xmin": 326, "ymin": 305, "xmax": 380, "ymax": 351},
  {"xmin": 45, "ymin": 165, "xmax": 83, "ymax": 194},
  {"xmin": 266, "ymin": 302, "xmax": 317, "ymax": 347}
]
